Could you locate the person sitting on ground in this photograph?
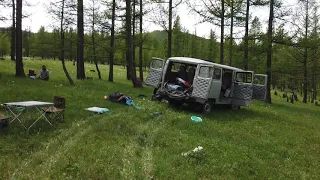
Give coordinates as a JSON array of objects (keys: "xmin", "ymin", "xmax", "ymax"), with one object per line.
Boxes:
[{"xmin": 38, "ymin": 65, "xmax": 49, "ymax": 80}]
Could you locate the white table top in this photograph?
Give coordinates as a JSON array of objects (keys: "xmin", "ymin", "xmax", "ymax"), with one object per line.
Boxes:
[{"xmin": 4, "ymin": 101, "xmax": 54, "ymax": 107}]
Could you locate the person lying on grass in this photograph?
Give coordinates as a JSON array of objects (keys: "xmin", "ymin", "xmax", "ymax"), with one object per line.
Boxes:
[
  {"xmin": 104, "ymin": 92, "xmax": 133, "ymax": 105},
  {"xmin": 38, "ymin": 65, "xmax": 49, "ymax": 81}
]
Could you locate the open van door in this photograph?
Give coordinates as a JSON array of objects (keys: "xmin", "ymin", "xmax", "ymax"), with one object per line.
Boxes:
[
  {"xmin": 145, "ymin": 57, "xmax": 165, "ymax": 87},
  {"xmin": 191, "ymin": 64, "xmax": 214, "ymax": 100},
  {"xmin": 252, "ymin": 74, "xmax": 267, "ymax": 100},
  {"xmin": 231, "ymin": 71, "xmax": 253, "ymax": 106}
]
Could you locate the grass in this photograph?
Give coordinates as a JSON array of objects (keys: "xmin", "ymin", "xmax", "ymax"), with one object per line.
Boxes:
[{"xmin": 0, "ymin": 59, "xmax": 320, "ymax": 179}]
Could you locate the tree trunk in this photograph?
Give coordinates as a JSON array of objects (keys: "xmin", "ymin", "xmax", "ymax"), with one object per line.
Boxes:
[
  {"xmin": 303, "ymin": 1, "xmax": 309, "ymax": 103},
  {"xmin": 139, "ymin": 0, "xmax": 143, "ymax": 81},
  {"xmin": 244, "ymin": 0, "xmax": 249, "ymax": 70},
  {"xmin": 265, "ymin": 0, "xmax": 274, "ymax": 104},
  {"xmin": 61, "ymin": 0, "xmax": 74, "ymax": 85},
  {"xmin": 168, "ymin": 0, "xmax": 172, "ymax": 58},
  {"xmin": 220, "ymin": 0, "xmax": 224, "ymax": 64},
  {"xmin": 132, "ymin": 0, "xmax": 136, "ymax": 76},
  {"xmin": 109, "ymin": 0, "xmax": 116, "ymax": 82},
  {"xmin": 92, "ymin": 0, "xmax": 101, "ymax": 80},
  {"xmin": 77, "ymin": 0, "xmax": 85, "ymax": 79},
  {"xmin": 15, "ymin": 0, "xmax": 24, "ymax": 77},
  {"xmin": 229, "ymin": 0, "xmax": 234, "ymax": 66},
  {"xmin": 11, "ymin": 0, "xmax": 15, "ymax": 61},
  {"xmin": 311, "ymin": 48, "xmax": 316, "ymax": 103}
]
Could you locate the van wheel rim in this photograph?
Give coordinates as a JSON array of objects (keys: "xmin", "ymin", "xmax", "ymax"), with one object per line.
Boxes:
[{"xmin": 204, "ymin": 103, "xmax": 211, "ymax": 112}]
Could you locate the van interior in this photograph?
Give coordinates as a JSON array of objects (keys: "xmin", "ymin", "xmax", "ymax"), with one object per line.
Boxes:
[
  {"xmin": 220, "ymin": 69, "xmax": 233, "ymax": 98},
  {"xmin": 164, "ymin": 61, "xmax": 196, "ymax": 92}
]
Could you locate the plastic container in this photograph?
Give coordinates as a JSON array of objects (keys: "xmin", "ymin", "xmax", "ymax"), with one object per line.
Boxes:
[{"xmin": 191, "ymin": 116, "xmax": 202, "ymax": 123}]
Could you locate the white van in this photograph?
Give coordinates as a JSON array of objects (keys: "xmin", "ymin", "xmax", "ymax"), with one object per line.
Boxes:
[{"xmin": 146, "ymin": 57, "xmax": 267, "ymax": 113}]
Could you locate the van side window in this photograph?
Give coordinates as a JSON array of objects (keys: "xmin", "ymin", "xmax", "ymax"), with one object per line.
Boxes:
[
  {"xmin": 213, "ymin": 68, "xmax": 221, "ymax": 80},
  {"xmin": 151, "ymin": 59, "xmax": 163, "ymax": 69},
  {"xmin": 198, "ymin": 66, "xmax": 212, "ymax": 78}
]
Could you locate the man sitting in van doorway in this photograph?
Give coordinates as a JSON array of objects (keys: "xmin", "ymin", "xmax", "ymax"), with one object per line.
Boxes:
[
  {"xmin": 177, "ymin": 65, "xmax": 188, "ymax": 81},
  {"xmin": 221, "ymin": 72, "xmax": 232, "ymax": 97}
]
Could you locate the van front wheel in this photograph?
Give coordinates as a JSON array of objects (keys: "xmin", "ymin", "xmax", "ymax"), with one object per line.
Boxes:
[
  {"xmin": 231, "ymin": 104, "xmax": 240, "ymax": 110},
  {"xmin": 202, "ymin": 101, "xmax": 212, "ymax": 113}
]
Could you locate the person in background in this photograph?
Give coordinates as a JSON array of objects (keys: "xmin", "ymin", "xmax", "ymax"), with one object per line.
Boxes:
[{"xmin": 38, "ymin": 65, "xmax": 49, "ymax": 80}]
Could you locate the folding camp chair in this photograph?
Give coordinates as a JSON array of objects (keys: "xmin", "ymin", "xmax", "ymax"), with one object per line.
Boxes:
[
  {"xmin": 27, "ymin": 70, "xmax": 36, "ymax": 77},
  {"xmin": 42, "ymin": 96, "xmax": 66, "ymax": 123}
]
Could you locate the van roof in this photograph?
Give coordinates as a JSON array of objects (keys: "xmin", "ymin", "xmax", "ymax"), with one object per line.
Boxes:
[{"xmin": 168, "ymin": 57, "xmax": 244, "ymax": 71}]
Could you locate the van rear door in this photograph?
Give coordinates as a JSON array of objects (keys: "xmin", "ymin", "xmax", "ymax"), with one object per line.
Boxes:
[
  {"xmin": 145, "ymin": 57, "xmax": 165, "ymax": 87},
  {"xmin": 252, "ymin": 74, "xmax": 267, "ymax": 100},
  {"xmin": 231, "ymin": 71, "xmax": 253, "ymax": 106}
]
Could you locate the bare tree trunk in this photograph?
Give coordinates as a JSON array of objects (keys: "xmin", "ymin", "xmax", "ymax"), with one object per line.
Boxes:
[
  {"xmin": 229, "ymin": 0, "xmax": 234, "ymax": 66},
  {"xmin": 139, "ymin": 0, "xmax": 143, "ymax": 81},
  {"xmin": 168, "ymin": 0, "xmax": 172, "ymax": 58},
  {"xmin": 303, "ymin": 1, "xmax": 309, "ymax": 103},
  {"xmin": 311, "ymin": 49, "xmax": 316, "ymax": 103},
  {"xmin": 244, "ymin": 0, "xmax": 249, "ymax": 70},
  {"xmin": 265, "ymin": 0, "xmax": 274, "ymax": 104},
  {"xmin": 126, "ymin": 0, "xmax": 140, "ymax": 87},
  {"xmin": 91, "ymin": 0, "xmax": 101, "ymax": 79},
  {"xmin": 77, "ymin": 0, "xmax": 85, "ymax": 79},
  {"xmin": 132, "ymin": 0, "xmax": 136, "ymax": 75},
  {"xmin": 220, "ymin": 0, "xmax": 224, "ymax": 64},
  {"xmin": 11, "ymin": 0, "xmax": 15, "ymax": 61},
  {"xmin": 61, "ymin": 0, "xmax": 74, "ymax": 85},
  {"xmin": 15, "ymin": 0, "xmax": 24, "ymax": 77},
  {"xmin": 109, "ymin": 0, "xmax": 116, "ymax": 82}
]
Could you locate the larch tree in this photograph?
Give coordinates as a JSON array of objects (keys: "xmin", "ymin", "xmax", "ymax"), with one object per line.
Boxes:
[
  {"xmin": 125, "ymin": 0, "xmax": 141, "ymax": 87},
  {"xmin": 265, "ymin": 0, "xmax": 274, "ymax": 104},
  {"xmin": 109, "ymin": 0, "xmax": 116, "ymax": 82},
  {"xmin": 244, "ymin": 0, "xmax": 268, "ymax": 70},
  {"xmin": 15, "ymin": 0, "xmax": 25, "ymax": 77},
  {"xmin": 138, "ymin": 0, "xmax": 143, "ymax": 81},
  {"xmin": 150, "ymin": 0, "xmax": 182, "ymax": 58},
  {"xmin": 88, "ymin": 0, "xmax": 101, "ymax": 79},
  {"xmin": 11, "ymin": 0, "xmax": 15, "ymax": 61},
  {"xmin": 189, "ymin": 0, "xmax": 226, "ymax": 64},
  {"xmin": 47, "ymin": 0, "xmax": 75, "ymax": 85},
  {"xmin": 77, "ymin": 0, "xmax": 86, "ymax": 79}
]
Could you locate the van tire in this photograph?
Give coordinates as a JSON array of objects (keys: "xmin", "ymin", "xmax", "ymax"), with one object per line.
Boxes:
[
  {"xmin": 202, "ymin": 101, "xmax": 212, "ymax": 113},
  {"xmin": 169, "ymin": 99, "xmax": 183, "ymax": 107},
  {"xmin": 231, "ymin": 104, "xmax": 240, "ymax": 110}
]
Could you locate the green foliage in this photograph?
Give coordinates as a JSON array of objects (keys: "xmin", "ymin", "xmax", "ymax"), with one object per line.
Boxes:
[{"xmin": 0, "ymin": 32, "xmax": 10, "ymax": 57}]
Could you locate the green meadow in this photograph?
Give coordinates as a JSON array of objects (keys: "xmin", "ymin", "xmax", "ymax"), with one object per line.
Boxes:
[{"xmin": 0, "ymin": 59, "xmax": 319, "ymax": 179}]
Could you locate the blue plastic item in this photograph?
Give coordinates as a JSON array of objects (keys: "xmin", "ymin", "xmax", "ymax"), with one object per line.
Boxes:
[{"xmin": 191, "ymin": 116, "xmax": 202, "ymax": 123}]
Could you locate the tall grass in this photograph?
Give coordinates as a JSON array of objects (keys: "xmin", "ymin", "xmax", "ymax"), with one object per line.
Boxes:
[{"xmin": 0, "ymin": 59, "xmax": 319, "ymax": 179}]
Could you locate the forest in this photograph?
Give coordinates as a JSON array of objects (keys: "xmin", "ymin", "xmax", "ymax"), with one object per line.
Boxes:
[{"xmin": 0, "ymin": 0, "xmax": 320, "ymax": 104}]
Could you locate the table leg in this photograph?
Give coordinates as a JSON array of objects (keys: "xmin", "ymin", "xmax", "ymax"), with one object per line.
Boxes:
[
  {"xmin": 6, "ymin": 106, "xmax": 27, "ymax": 129},
  {"xmin": 27, "ymin": 107, "xmax": 53, "ymax": 130}
]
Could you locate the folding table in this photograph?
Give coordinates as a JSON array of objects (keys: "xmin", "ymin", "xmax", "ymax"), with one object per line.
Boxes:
[{"xmin": 3, "ymin": 101, "xmax": 54, "ymax": 130}]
